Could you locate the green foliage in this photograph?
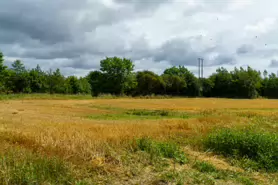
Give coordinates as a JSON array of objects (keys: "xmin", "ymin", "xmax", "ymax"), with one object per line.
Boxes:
[
  {"xmin": 135, "ymin": 138, "xmax": 187, "ymax": 164},
  {"xmin": 159, "ymin": 170, "xmax": 186, "ymax": 185},
  {"xmin": 126, "ymin": 109, "xmax": 192, "ymax": 118},
  {"xmin": 163, "ymin": 66, "xmax": 200, "ymax": 96},
  {"xmin": 136, "ymin": 70, "xmax": 166, "ymax": 95},
  {"xmin": 203, "ymin": 129, "xmax": 278, "ymax": 171},
  {"xmin": 162, "ymin": 74, "xmax": 187, "ymax": 95},
  {"xmin": 0, "ymin": 150, "xmax": 74, "ymax": 185},
  {"xmin": 100, "ymin": 57, "xmax": 134, "ymax": 95},
  {"xmin": 126, "ymin": 109, "xmax": 171, "ymax": 116},
  {"xmin": 2, "ymin": 49, "xmax": 278, "ymax": 99}
]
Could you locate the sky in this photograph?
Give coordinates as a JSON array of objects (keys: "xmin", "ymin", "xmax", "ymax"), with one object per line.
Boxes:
[{"xmin": 1, "ymin": 0, "xmax": 278, "ymax": 77}]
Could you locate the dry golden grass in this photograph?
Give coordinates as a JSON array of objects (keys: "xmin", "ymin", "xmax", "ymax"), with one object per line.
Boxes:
[
  {"xmin": 0, "ymin": 98, "xmax": 277, "ymax": 158},
  {"xmin": 0, "ymin": 98, "xmax": 278, "ymax": 184}
]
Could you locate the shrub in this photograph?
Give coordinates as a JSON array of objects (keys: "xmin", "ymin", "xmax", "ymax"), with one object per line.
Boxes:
[
  {"xmin": 203, "ymin": 128, "xmax": 278, "ymax": 171},
  {"xmin": 135, "ymin": 138, "xmax": 187, "ymax": 164}
]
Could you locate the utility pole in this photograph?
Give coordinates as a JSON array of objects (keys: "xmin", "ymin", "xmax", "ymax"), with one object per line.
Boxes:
[
  {"xmin": 198, "ymin": 58, "xmax": 200, "ymax": 79},
  {"xmin": 201, "ymin": 58, "xmax": 204, "ymax": 78},
  {"xmin": 198, "ymin": 58, "xmax": 204, "ymax": 79}
]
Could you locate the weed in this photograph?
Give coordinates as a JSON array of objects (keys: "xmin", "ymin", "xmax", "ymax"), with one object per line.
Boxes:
[
  {"xmin": 190, "ymin": 171, "xmax": 216, "ymax": 185},
  {"xmin": 203, "ymin": 128, "xmax": 278, "ymax": 171},
  {"xmin": 159, "ymin": 170, "xmax": 186, "ymax": 185},
  {"xmin": 0, "ymin": 150, "xmax": 75, "ymax": 185},
  {"xmin": 135, "ymin": 138, "xmax": 187, "ymax": 164},
  {"xmin": 193, "ymin": 160, "xmax": 217, "ymax": 173}
]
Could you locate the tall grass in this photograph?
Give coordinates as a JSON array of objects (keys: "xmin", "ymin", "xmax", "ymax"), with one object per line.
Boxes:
[
  {"xmin": 0, "ymin": 150, "xmax": 76, "ymax": 185},
  {"xmin": 203, "ymin": 128, "xmax": 278, "ymax": 171},
  {"xmin": 135, "ymin": 138, "xmax": 187, "ymax": 164}
]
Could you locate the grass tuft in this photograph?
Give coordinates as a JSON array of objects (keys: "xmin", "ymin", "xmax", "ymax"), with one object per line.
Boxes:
[
  {"xmin": 193, "ymin": 161, "xmax": 217, "ymax": 173},
  {"xmin": 0, "ymin": 150, "xmax": 75, "ymax": 185},
  {"xmin": 135, "ymin": 138, "xmax": 187, "ymax": 164}
]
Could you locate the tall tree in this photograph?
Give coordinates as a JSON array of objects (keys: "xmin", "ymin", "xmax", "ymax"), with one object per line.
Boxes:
[
  {"xmin": 163, "ymin": 66, "xmax": 200, "ymax": 96},
  {"xmin": 87, "ymin": 71, "xmax": 104, "ymax": 96},
  {"xmin": 9, "ymin": 60, "xmax": 31, "ymax": 93},
  {"xmin": 100, "ymin": 57, "xmax": 134, "ymax": 95},
  {"xmin": 162, "ymin": 74, "xmax": 186, "ymax": 95},
  {"xmin": 0, "ymin": 52, "xmax": 7, "ymax": 92},
  {"xmin": 136, "ymin": 71, "xmax": 166, "ymax": 95}
]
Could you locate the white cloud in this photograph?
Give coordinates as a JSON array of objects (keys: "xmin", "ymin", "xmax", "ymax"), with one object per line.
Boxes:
[{"xmin": 245, "ymin": 17, "xmax": 277, "ymax": 34}]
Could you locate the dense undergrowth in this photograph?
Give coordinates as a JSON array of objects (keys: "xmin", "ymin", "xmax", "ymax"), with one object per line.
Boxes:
[
  {"xmin": 203, "ymin": 128, "xmax": 278, "ymax": 172},
  {"xmin": 135, "ymin": 138, "xmax": 188, "ymax": 164},
  {"xmin": 0, "ymin": 149, "xmax": 87, "ymax": 185}
]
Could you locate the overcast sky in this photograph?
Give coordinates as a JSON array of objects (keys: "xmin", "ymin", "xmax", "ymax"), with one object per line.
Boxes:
[{"xmin": 1, "ymin": 0, "xmax": 278, "ymax": 77}]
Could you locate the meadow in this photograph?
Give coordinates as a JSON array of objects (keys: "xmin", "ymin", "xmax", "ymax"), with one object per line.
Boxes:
[{"xmin": 0, "ymin": 95, "xmax": 277, "ymax": 185}]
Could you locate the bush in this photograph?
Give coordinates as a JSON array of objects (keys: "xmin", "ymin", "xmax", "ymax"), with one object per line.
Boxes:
[
  {"xmin": 136, "ymin": 138, "xmax": 187, "ymax": 164},
  {"xmin": 203, "ymin": 129, "xmax": 278, "ymax": 171}
]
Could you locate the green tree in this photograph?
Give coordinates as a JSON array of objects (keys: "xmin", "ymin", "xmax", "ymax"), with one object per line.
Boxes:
[
  {"xmin": 201, "ymin": 78, "xmax": 214, "ymax": 97},
  {"xmin": 10, "ymin": 60, "xmax": 30, "ymax": 93},
  {"xmin": 136, "ymin": 71, "xmax": 166, "ymax": 95},
  {"xmin": 0, "ymin": 52, "xmax": 8, "ymax": 92},
  {"xmin": 210, "ymin": 67, "xmax": 233, "ymax": 97},
  {"xmin": 87, "ymin": 71, "xmax": 104, "ymax": 96},
  {"xmin": 100, "ymin": 57, "xmax": 134, "ymax": 95},
  {"xmin": 161, "ymin": 74, "xmax": 186, "ymax": 95},
  {"xmin": 78, "ymin": 77, "xmax": 91, "ymax": 94},
  {"xmin": 48, "ymin": 68, "xmax": 65, "ymax": 94},
  {"xmin": 29, "ymin": 64, "xmax": 48, "ymax": 93},
  {"xmin": 65, "ymin": 76, "xmax": 80, "ymax": 94},
  {"xmin": 163, "ymin": 66, "xmax": 200, "ymax": 96},
  {"xmin": 263, "ymin": 73, "xmax": 278, "ymax": 98}
]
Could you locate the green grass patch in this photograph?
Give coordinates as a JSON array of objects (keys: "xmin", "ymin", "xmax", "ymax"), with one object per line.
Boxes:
[
  {"xmin": 126, "ymin": 109, "xmax": 193, "ymax": 119},
  {"xmin": 88, "ymin": 108, "xmax": 196, "ymax": 120},
  {"xmin": 134, "ymin": 138, "xmax": 187, "ymax": 164},
  {"xmin": 0, "ymin": 149, "xmax": 80, "ymax": 185},
  {"xmin": 203, "ymin": 128, "xmax": 278, "ymax": 172},
  {"xmin": 192, "ymin": 161, "xmax": 217, "ymax": 173}
]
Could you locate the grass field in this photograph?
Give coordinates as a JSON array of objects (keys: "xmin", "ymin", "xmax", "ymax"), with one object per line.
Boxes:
[{"xmin": 0, "ymin": 96, "xmax": 277, "ymax": 184}]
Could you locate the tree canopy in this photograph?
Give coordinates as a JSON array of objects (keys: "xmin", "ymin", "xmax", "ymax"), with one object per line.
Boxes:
[{"xmin": 1, "ymin": 51, "xmax": 278, "ymax": 99}]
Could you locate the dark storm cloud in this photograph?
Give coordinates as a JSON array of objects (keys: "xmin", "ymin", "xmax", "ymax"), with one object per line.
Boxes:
[
  {"xmin": 0, "ymin": 0, "xmax": 244, "ymax": 76},
  {"xmin": 236, "ymin": 44, "xmax": 254, "ymax": 55},
  {"xmin": 269, "ymin": 59, "xmax": 278, "ymax": 68},
  {"xmin": 152, "ymin": 39, "xmax": 236, "ymax": 67},
  {"xmin": 212, "ymin": 55, "xmax": 236, "ymax": 66},
  {"xmin": 153, "ymin": 39, "xmax": 199, "ymax": 66},
  {"xmin": 0, "ymin": 0, "xmax": 169, "ymax": 70},
  {"xmin": 114, "ymin": 0, "xmax": 171, "ymax": 10}
]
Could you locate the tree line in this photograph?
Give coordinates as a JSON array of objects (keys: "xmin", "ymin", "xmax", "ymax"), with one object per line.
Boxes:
[{"xmin": 1, "ymin": 51, "xmax": 278, "ymax": 99}]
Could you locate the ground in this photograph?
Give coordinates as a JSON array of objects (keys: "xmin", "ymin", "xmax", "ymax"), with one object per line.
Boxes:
[{"xmin": 0, "ymin": 95, "xmax": 277, "ymax": 184}]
